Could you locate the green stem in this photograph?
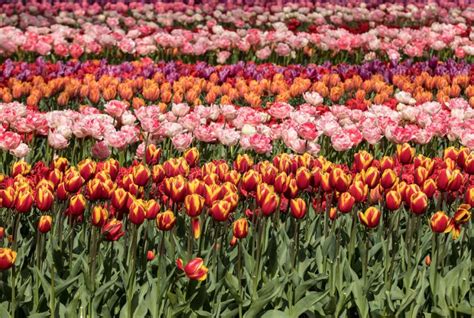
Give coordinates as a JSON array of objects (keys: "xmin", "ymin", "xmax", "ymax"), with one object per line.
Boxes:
[{"xmin": 127, "ymin": 225, "xmax": 139, "ymax": 317}]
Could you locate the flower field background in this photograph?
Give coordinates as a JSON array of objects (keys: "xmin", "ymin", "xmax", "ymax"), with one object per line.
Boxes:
[{"xmin": 0, "ymin": 1, "xmax": 472, "ymax": 317}]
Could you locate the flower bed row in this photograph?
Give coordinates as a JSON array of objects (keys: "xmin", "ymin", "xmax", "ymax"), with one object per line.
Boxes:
[
  {"xmin": 0, "ymin": 97, "xmax": 473, "ymax": 162},
  {"xmin": 1, "ymin": 59, "xmax": 474, "ymax": 110},
  {"xmin": 0, "ymin": 146, "xmax": 472, "ymax": 316}
]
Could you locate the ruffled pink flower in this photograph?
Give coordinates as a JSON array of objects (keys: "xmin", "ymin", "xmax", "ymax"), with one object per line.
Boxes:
[
  {"xmin": 268, "ymin": 102, "xmax": 293, "ymax": 120},
  {"xmin": 250, "ymin": 134, "xmax": 272, "ymax": 154},
  {"xmin": 10, "ymin": 143, "xmax": 29, "ymax": 158},
  {"xmin": 104, "ymin": 100, "xmax": 128, "ymax": 118},
  {"xmin": 298, "ymin": 122, "xmax": 318, "ymax": 141},
  {"xmin": 331, "ymin": 132, "xmax": 353, "ymax": 151},
  {"xmin": 91, "ymin": 141, "xmax": 111, "ymax": 160},
  {"xmin": 48, "ymin": 131, "xmax": 68, "ymax": 149},
  {"xmin": 172, "ymin": 103, "xmax": 190, "ymax": 117},
  {"xmin": 172, "ymin": 133, "xmax": 193, "ymax": 151},
  {"xmin": 0, "ymin": 131, "xmax": 22, "ymax": 150}
]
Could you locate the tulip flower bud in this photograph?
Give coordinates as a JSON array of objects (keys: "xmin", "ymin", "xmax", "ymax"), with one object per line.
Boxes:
[
  {"xmin": 354, "ymin": 150, "xmax": 374, "ymax": 172},
  {"xmin": 430, "ymin": 211, "xmax": 450, "ymax": 233},
  {"xmin": 0, "ymin": 227, "xmax": 4, "ymax": 240},
  {"xmin": 145, "ymin": 144, "xmax": 162, "ymax": 165},
  {"xmin": 285, "ymin": 178, "xmax": 299, "ymax": 199},
  {"xmin": 261, "ymin": 164, "xmax": 277, "ymax": 184},
  {"xmin": 38, "ymin": 215, "xmax": 53, "ymax": 233},
  {"xmin": 69, "ymin": 194, "xmax": 87, "ymax": 216},
  {"xmin": 183, "ymin": 147, "xmax": 199, "ymax": 167},
  {"xmin": 15, "ymin": 190, "xmax": 34, "ymax": 213},
  {"xmin": 170, "ymin": 177, "xmax": 187, "ymax": 203},
  {"xmin": 132, "ymin": 164, "xmax": 151, "ymax": 187},
  {"xmin": 290, "ymin": 198, "xmax": 307, "ymax": 219},
  {"xmin": 91, "ymin": 205, "xmax": 108, "ymax": 227},
  {"xmin": 337, "ymin": 192, "xmax": 355, "ymax": 214},
  {"xmin": 156, "ymin": 211, "xmax": 176, "ymax": 231},
  {"xmin": 176, "ymin": 257, "xmax": 208, "ymax": 281},
  {"xmin": 101, "ymin": 219, "xmax": 125, "ymax": 241},
  {"xmin": 462, "ymin": 153, "xmax": 474, "ymax": 174},
  {"xmin": 424, "ymin": 255, "xmax": 431, "ymax": 266},
  {"xmin": 129, "ymin": 199, "xmax": 146, "ymax": 225},
  {"xmin": 102, "ymin": 159, "xmax": 120, "ymax": 181},
  {"xmin": 274, "ymin": 172, "xmax": 289, "ymax": 193},
  {"xmin": 48, "ymin": 169, "xmax": 63, "ymax": 188},
  {"xmin": 358, "ymin": 207, "xmax": 381, "ymax": 228},
  {"xmin": 147, "ymin": 250, "xmax": 155, "ymax": 261},
  {"xmin": 320, "ymin": 172, "xmax": 332, "ymax": 192},
  {"xmin": 191, "ymin": 218, "xmax": 201, "ymax": 239},
  {"xmin": 329, "ymin": 207, "xmax": 338, "ymax": 221},
  {"xmin": 222, "ymin": 192, "xmax": 239, "ymax": 211},
  {"xmin": 404, "ymin": 184, "xmax": 421, "ymax": 204},
  {"xmin": 184, "ymin": 194, "xmax": 205, "ymax": 218},
  {"xmin": 224, "ymin": 170, "xmax": 241, "ymax": 185},
  {"xmin": 409, "ymin": 192, "xmax": 428, "ymax": 215},
  {"xmin": 0, "ymin": 248, "xmax": 17, "ymax": 270},
  {"xmin": 233, "ymin": 218, "xmax": 249, "ymax": 239},
  {"xmin": 202, "ymin": 173, "xmax": 219, "ymax": 185},
  {"xmin": 396, "ymin": 143, "xmax": 415, "ymax": 164},
  {"xmin": 11, "ymin": 160, "xmax": 31, "ymax": 177}
]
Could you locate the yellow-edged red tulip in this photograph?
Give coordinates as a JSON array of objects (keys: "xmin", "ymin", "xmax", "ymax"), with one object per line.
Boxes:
[
  {"xmin": 414, "ymin": 166, "xmax": 429, "ymax": 186},
  {"xmin": 241, "ymin": 169, "xmax": 261, "ymax": 192},
  {"xmin": 274, "ymin": 172, "xmax": 289, "ymax": 193},
  {"xmin": 349, "ymin": 180, "xmax": 368, "ymax": 202},
  {"xmin": 233, "ymin": 218, "xmax": 249, "ymax": 239},
  {"xmin": 56, "ymin": 183, "xmax": 69, "ymax": 201},
  {"xmin": 260, "ymin": 192, "xmax": 280, "ymax": 216},
  {"xmin": 38, "ymin": 215, "xmax": 52, "ymax": 233},
  {"xmin": 354, "ymin": 150, "xmax": 373, "ymax": 172},
  {"xmin": 463, "ymin": 153, "xmax": 474, "ymax": 174},
  {"xmin": 183, "ymin": 147, "xmax": 199, "ymax": 167},
  {"xmin": 15, "ymin": 190, "xmax": 34, "ymax": 213},
  {"xmin": 184, "ymin": 194, "xmax": 205, "ymax": 218},
  {"xmin": 69, "ymin": 194, "xmax": 87, "ymax": 216},
  {"xmin": 47, "ymin": 169, "xmax": 63, "ymax": 188},
  {"xmin": 380, "ymin": 169, "xmax": 397, "ymax": 189},
  {"xmin": 223, "ymin": 170, "xmax": 241, "ymax": 185},
  {"xmin": 443, "ymin": 147, "xmax": 459, "ymax": 162},
  {"xmin": 295, "ymin": 167, "xmax": 311, "ymax": 190},
  {"xmin": 465, "ymin": 187, "xmax": 474, "ymax": 206},
  {"xmin": 436, "ymin": 168, "xmax": 452, "ymax": 191},
  {"xmin": 453, "ymin": 204, "xmax": 471, "ymax": 225},
  {"xmin": 77, "ymin": 159, "xmax": 96, "ymax": 181},
  {"xmin": 448, "ymin": 169, "xmax": 463, "ymax": 191},
  {"xmin": 422, "ymin": 179, "xmax": 437, "ymax": 198},
  {"xmin": 379, "ymin": 156, "xmax": 395, "ymax": 171},
  {"xmin": 145, "ymin": 144, "xmax": 161, "ymax": 165},
  {"xmin": 192, "ymin": 218, "xmax": 201, "ymax": 239},
  {"xmin": 132, "ymin": 164, "xmax": 150, "ymax": 187},
  {"xmin": 129, "ymin": 199, "xmax": 146, "ymax": 225},
  {"xmin": 260, "ymin": 164, "xmax": 277, "ymax": 184},
  {"xmin": 290, "ymin": 198, "xmax": 307, "ymax": 219},
  {"xmin": 409, "ymin": 192, "xmax": 428, "ymax": 215},
  {"xmin": 145, "ymin": 199, "xmax": 160, "ymax": 220},
  {"xmin": 385, "ymin": 190, "xmax": 402, "ymax": 211},
  {"xmin": 337, "ymin": 192, "xmax": 355, "ymax": 214},
  {"xmin": 204, "ymin": 183, "xmax": 221, "ymax": 206},
  {"xmin": 35, "ymin": 187, "xmax": 54, "ymax": 211},
  {"xmin": 358, "ymin": 207, "xmax": 381, "ymax": 228},
  {"xmin": 91, "ymin": 205, "xmax": 108, "ymax": 227},
  {"xmin": 176, "ymin": 257, "xmax": 208, "ymax": 281},
  {"xmin": 330, "ymin": 168, "xmax": 351, "ymax": 192},
  {"xmin": 111, "ymin": 188, "xmax": 128, "ymax": 211},
  {"xmin": 396, "ymin": 143, "xmax": 415, "ymax": 164},
  {"xmin": 152, "ymin": 164, "xmax": 165, "ymax": 183},
  {"xmin": 53, "ymin": 157, "xmax": 69, "ymax": 172},
  {"xmin": 234, "ymin": 154, "xmax": 253, "ymax": 173},
  {"xmin": 430, "ymin": 211, "xmax": 450, "ymax": 233},
  {"xmin": 222, "ymin": 192, "xmax": 239, "ymax": 211},
  {"xmin": 0, "ymin": 187, "xmax": 16, "ymax": 208},
  {"xmin": 0, "ymin": 248, "xmax": 17, "ymax": 270},
  {"xmin": 210, "ymin": 200, "xmax": 232, "ymax": 222},
  {"xmin": 11, "ymin": 160, "xmax": 31, "ymax": 177},
  {"xmin": 64, "ymin": 169, "xmax": 84, "ymax": 193},
  {"xmin": 362, "ymin": 167, "xmax": 380, "ymax": 189},
  {"xmin": 187, "ymin": 179, "xmax": 206, "ymax": 196},
  {"xmin": 156, "ymin": 211, "xmax": 176, "ymax": 231}
]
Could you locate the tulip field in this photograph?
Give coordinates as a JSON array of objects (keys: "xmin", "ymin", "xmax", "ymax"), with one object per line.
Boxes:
[{"xmin": 0, "ymin": 1, "xmax": 473, "ymax": 317}]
